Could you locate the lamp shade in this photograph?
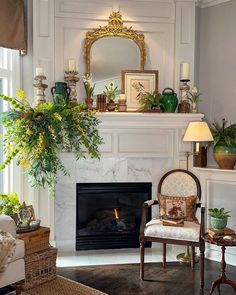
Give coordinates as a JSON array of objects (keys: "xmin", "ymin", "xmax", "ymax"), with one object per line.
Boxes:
[{"xmin": 183, "ymin": 122, "xmax": 213, "ymax": 142}]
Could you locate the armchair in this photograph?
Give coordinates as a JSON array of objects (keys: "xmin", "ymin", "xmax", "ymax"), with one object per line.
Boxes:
[
  {"xmin": 139, "ymin": 169, "xmax": 205, "ymax": 288},
  {"xmin": 0, "ymin": 215, "xmax": 25, "ymax": 294}
]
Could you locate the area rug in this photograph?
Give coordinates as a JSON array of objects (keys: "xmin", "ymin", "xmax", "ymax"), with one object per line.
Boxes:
[{"xmin": 6, "ymin": 275, "xmax": 107, "ymax": 295}]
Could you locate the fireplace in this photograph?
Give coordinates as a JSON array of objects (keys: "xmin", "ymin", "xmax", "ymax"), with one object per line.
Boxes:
[{"xmin": 76, "ymin": 182, "xmax": 152, "ymax": 250}]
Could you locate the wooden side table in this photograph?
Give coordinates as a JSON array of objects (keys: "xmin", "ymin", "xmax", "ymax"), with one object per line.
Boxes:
[{"xmin": 203, "ymin": 233, "xmax": 236, "ymax": 295}]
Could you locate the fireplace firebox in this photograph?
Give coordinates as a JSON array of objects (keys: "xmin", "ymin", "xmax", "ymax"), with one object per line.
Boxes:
[{"xmin": 76, "ymin": 182, "xmax": 152, "ymax": 250}]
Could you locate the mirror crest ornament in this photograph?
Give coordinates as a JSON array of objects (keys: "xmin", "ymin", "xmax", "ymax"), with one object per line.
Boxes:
[{"xmin": 84, "ymin": 11, "xmax": 146, "ymax": 74}]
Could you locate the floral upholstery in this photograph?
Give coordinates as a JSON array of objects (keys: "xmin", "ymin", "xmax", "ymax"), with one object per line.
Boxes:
[
  {"xmin": 0, "ymin": 229, "xmax": 16, "ymax": 272},
  {"xmin": 160, "ymin": 172, "xmax": 198, "ymax": 197},
  {"xmin": 144, "ymin": 218, "xmax": 200, "ymax": 242}
]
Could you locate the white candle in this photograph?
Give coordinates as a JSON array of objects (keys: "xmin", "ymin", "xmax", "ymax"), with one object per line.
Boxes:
[
  {"xmin": 180, "ymin": 62, "xmax": 190, "ymax": 80},
  {"xmin": 119, "ymin": 94, "xmax": 126, "ymax": 101},
  {"xmin": 68, "ymin": 59, "xmax": 76, "ymax": 71},
  {"xmin": 35, "ymin": 67, "xmax": 44, "ymax": 76}
]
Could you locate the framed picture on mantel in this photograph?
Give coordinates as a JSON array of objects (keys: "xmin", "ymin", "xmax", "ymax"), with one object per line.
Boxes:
[{"xmin": 121, "ymin": 70, "xmax": 158, "ymax": 111}]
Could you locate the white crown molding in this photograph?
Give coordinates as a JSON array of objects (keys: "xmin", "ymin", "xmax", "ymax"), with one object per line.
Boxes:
[{"xmin": 199, "ymin": 0, "xmax": 232, "ymax": 8}]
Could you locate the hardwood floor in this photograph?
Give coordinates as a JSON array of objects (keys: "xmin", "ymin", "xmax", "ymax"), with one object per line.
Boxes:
[{"xmin": 57, "ymin": 259, "xmax": 236, "ymax": 295}]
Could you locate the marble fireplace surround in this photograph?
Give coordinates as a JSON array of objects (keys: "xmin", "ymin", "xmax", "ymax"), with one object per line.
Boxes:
[{"xmin": 55, "ymin": 113, "xmax": 204, "ymax": 251}]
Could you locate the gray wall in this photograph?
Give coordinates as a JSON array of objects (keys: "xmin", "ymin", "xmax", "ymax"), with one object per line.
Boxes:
[{"xmin": 198, "ymin": 0, "xmax": 236, "ymax": 125}]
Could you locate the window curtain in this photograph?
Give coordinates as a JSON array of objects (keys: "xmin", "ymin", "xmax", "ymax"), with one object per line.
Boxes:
[{"xmin": 0, "ymin": 0, "xmax": 26, "ymax": 51}]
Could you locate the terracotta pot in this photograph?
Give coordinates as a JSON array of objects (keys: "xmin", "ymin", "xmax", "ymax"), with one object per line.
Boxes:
[
  {"xmin": 106, "ymin": 102, "xmax": 116, "ymax": 112},
  {"xmin": 85, "ymin": 98, "xmax": 93, "ymax": 109},
  {"xmin": 213, "ymin": 144, "xmax": 236, "ymax": 170}
]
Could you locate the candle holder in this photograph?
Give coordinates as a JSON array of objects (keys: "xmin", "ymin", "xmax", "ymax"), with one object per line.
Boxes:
[
  {"xmin": 64, "ymin": 71, "xmax": 79, "ymax": 103},
  {"xmin": 33, "ymin": 75, "xmax": 48, "ymax": 105},
  {"xmin": 178, "ymin": 79, "xmax": 191, "ymax": 113}
]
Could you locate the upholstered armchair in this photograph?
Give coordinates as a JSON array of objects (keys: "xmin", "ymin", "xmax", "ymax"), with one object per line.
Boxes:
[
  {"xmin": 0, "ymin": 214, "xmax": 25, "ymax": 294},
  {"xmin": 139, "ymin": 169, "xmax": 205, "ymax": 288}
]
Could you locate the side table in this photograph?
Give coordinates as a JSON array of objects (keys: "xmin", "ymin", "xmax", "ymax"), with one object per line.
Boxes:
[{"xmin": 203, "ymin": 233, "xmax": 236, "ymax": 295}]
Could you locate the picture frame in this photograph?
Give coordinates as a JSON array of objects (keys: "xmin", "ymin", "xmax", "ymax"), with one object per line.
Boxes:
[{"xmin": 121, "ymin": 70, "xmax": 158, "ymax": 111}]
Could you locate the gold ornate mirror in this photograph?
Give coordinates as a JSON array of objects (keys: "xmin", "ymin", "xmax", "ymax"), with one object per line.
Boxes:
[{"xmin": 84, "ymin": 11, "xmax": 146, "ymax": 93}]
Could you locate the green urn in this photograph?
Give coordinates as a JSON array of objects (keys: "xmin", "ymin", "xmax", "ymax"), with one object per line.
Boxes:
[
  {"xmin": 213, "ymin": 144, "xmax": 236, "ymax": 170},
  {"xmin": 161, "ymin": 88, "xmax": 178, "ymax": 113}
]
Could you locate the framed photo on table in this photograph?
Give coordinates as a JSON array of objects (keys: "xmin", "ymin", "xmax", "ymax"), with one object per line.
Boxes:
[{"xmin": 121, "ymin": 70, "xmax": 158, "ymax": 111}]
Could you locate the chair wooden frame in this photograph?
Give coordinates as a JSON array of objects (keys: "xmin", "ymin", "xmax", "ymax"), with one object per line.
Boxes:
[{"xmin": 139, "ymin": 169, "xmax": 205, "ymax": 288}]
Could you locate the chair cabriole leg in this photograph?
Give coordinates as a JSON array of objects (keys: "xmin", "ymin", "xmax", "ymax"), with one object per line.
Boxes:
[
  {"xmin": 140, "ymin": 240, "xmax": 145, "ymax": 280},
  {"xmin": 191, "ymin": 246, "xmax": 195, "ymax": 270},
  {"xmin": 163, "ymin": 243, "xmax": 166, "ymax": 268}
]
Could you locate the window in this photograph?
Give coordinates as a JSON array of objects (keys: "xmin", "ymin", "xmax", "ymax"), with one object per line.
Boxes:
[{"xmin": 0, "ymin": 47, "xmax": 20, "ymax": 193}]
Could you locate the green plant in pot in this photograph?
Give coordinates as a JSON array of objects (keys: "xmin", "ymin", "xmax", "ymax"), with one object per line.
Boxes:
[
  {"xmin": 208, "ymin": 208, "xmax": 231, "ymax": 231},
  {"xmin": 211, "ymin": 118, "xmax": 236, "ymax": 169},
  {"xmin": 138, "ymin": 91, "xmax": 164, "ymax": 112},
  {"xmin": 104, "ymin": 82, "xmax": 118, "ymax": 111}
]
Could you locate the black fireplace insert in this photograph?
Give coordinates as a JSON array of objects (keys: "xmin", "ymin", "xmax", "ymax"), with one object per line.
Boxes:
[{"xmin": 76, "ymin": 182, "xmax": 152, "ymax": 250}]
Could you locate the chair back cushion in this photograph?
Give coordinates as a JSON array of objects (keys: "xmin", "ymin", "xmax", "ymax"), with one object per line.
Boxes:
[
  {"xmin": 158, "ymin": 170, "xmax": 200, "ymax": 197},
  {"xmin": 158, "ymin": 194, "xmax": 197, "ymax": 221}
]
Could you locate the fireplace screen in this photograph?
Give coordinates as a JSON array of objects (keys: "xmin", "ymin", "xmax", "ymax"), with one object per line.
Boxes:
[{"xmin": 76, "ymin": 182, "xmax": 151, "ymax": 250}]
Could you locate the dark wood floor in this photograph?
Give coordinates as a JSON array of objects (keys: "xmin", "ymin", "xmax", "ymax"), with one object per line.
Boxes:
[{"xmin": 57, "ymin": 259, "xmax": 236, "ymax": 295}]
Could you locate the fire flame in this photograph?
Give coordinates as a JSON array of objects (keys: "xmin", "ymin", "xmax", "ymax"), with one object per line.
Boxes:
[{"xmin": 114, "ymin": 209, "xmax": 119, "ymax": 220}]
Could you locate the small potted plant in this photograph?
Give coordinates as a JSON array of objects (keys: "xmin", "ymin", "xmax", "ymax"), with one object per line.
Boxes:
[
  {"xmin": 104, "ymin": 82, "xmax": 118, "ymax": 111},
  {"xmin": 138, "ymin": 90, "xmax": 164, "ymax": 112},
  {"xmin": 187, "ymin": 86, "xmax": 202, "ymax": 113},
  {"xmin": 208, "ymin": 207, "xmax": 231, "ymax": 231},
  {"xmin": 211, "ymin": 118, "xmax": 236, "ymax": 169},
  {"xmin": 82, "ymin": 73, "xmax": 96, "ymax": 109}
]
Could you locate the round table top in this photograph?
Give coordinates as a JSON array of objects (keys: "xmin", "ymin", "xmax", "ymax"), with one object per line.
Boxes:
[{"xmin": 203, "ymin": 233, "xmax": 236, "ymax": 247}]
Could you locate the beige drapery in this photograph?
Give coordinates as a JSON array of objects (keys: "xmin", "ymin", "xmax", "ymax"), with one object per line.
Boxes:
[{"xmin": 0, "ymin": 0, "xmax": 26, "ymax": 50}]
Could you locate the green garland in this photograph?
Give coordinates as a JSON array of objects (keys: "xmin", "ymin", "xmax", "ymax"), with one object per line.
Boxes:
[{"xmin": 0, "ymin": 91, "xmax": 103, "ymax": 191}]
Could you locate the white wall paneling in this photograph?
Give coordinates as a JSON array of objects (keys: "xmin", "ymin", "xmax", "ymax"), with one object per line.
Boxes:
[
  {"xmin": 174, "ymin": 1, "xmax": 196, "ymax": 91},
  {"xmin": 196, "ymin": 168, "xmax": 236, "ymax": 265}
]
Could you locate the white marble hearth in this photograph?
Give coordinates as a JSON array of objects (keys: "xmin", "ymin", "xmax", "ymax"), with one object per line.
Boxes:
[{"xmin": 55, "ymin": 113, "xmax": 204, "ymax": 251}]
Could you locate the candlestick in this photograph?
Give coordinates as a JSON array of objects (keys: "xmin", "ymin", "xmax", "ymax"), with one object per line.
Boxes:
[
  {"xmin": 178, "ymin": 80, "xmax": 191, "ymax": 113},
  {"xmin": 33, "ymin": 73, "xmax": 48, "ymax": 105},
  {"xmin": 180, "ymin": 62, "xmax": 190, "ymax": 81},
  {"xmin": 68, "ymin": 59, "xmax": 76, "ymax": 72},
  {"xmin": 35, "ymin": 67, "xmax": 44, "ymax": 77},
  {"xmin": 64, "ymin": 70, "xmax": 79, "ymax": 103}
]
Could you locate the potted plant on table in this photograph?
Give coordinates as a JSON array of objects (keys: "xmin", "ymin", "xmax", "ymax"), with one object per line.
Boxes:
[
  {"xmin": 208, "ymin": 208, "xmax": 231, "ymax": 231},
  {"xmin": 104, "ymin": 82, "xmax": 118, "ymax": 112},
  {"xmin": 83, "ymin": 74, "xmax": 95, "ymax": 109},
  {"xmin": 211, "ymin": 118, "xmax": 236, "ymax": 169}
]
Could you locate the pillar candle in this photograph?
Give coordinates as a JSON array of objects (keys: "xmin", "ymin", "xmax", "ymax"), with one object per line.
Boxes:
[
  {"xmin": 119, "ymin": 94, "xmax": 126, "ymax": 102},
  {"xmin": 180, "ymin": 62, "xmax": 190, "ymax": 80},
  {"xmin": 68, "ymin": 59, "xmax": 76, "ymax": 71},
  {"xmin": 35, "ymin": 67, "xmax": 44, "ymax": 76}
]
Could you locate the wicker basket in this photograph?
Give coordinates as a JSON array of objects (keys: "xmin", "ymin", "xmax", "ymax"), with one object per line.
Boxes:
[
  {"xmin": 17, "ymin": 226, "xmax": 50, "ymax": 255},
  {"xmin": 22, "ymin": 247, "xmax": 57, "ymax": 290}
]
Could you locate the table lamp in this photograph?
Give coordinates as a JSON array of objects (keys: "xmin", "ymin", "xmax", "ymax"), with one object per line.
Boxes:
[{"xmin": 183, "ymin": 121, "xmax": 213, "ymax": 168}]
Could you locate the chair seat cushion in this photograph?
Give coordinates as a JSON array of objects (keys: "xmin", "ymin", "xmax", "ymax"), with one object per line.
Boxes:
[{"xmin": 144, "ymin": 218, "xmax": 200, "ymax": 242}]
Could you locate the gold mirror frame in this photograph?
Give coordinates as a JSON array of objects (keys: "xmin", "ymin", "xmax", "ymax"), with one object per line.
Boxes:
[{"xmin": 84, "ymin": 11, "xmax": 146, "ymax": 74}]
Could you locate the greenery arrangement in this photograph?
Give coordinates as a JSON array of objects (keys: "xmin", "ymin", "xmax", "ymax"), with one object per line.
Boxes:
[
  {"xmin": 0, "ymin": 90, "xmax": 103, "ymax": 191},
  {"xmin": 104, "ymin": 82, "xmax": 118, "ymax": 103},
  {"xmin": 0, "ymin": 193, "xmax": 20, "ymax": 215},
  {"xmin": 208, "ymin": 208, "xmax": 231, "ymax": 219},
  {"xmin": 211, "ymin": 118, "xmax": 236, "ymax": 147},
  {"xmin": 82, "ymin": 74, "xmax": 96, "ymax": 98},
  {"xmin": 138, "ymin": 90, "xmax": 163, "ymax": 111}
]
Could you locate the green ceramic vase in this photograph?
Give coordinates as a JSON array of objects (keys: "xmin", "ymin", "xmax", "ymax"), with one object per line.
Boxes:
[
  {"xmin": 210, "ymin": 216, "xmax": 227, "ymax": 231},
  {"xmin": 213, "ymin": 144, "xmax": 236, "ymax": 170},
  {"xmin": 51, "ymin": 82, "xmax": 71, "ymax": 104},
  {"xmin": 161, "ymin": 88, "xmax": 178, "ymax": 113}
]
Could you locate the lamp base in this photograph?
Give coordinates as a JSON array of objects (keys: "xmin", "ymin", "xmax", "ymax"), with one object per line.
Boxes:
[{"xmin": 194, "ymin": 146, "xmax": 207, "ymax": 168}]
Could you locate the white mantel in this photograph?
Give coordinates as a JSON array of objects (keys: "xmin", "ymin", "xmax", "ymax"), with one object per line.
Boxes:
[{"xmin": 54, "ymin": 113, "xmax": 204, "ymax": 251}]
